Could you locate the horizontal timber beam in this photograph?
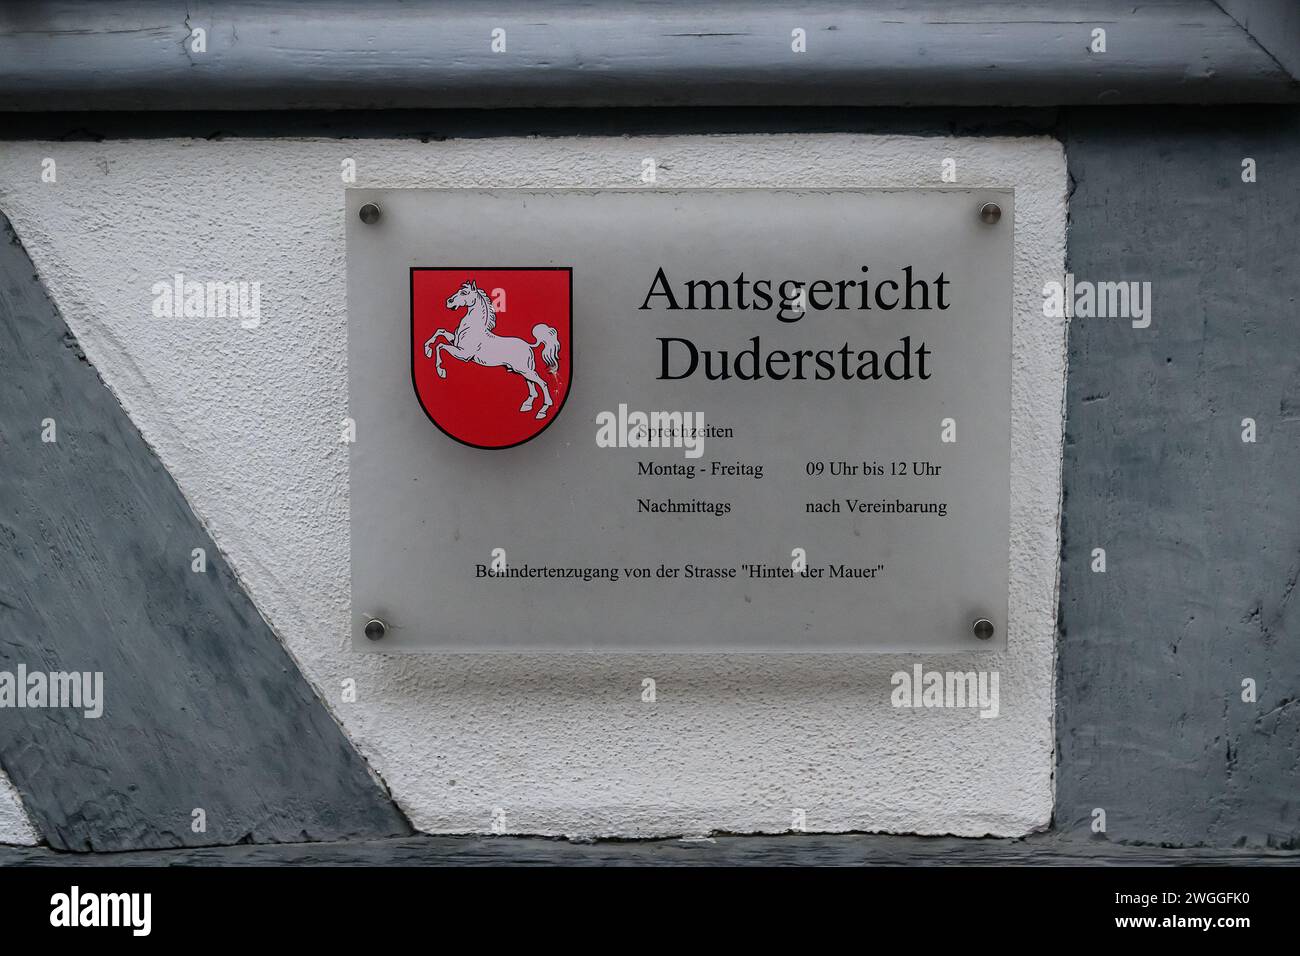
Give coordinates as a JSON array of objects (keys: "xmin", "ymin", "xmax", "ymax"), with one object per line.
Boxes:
[{"xmin": 0, "ymin": 1, "xmax": 1297, "ymax": 111}]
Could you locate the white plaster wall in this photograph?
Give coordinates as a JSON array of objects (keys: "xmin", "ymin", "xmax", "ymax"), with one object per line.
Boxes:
[
  {"xmin": 0, "ymin": 135, "xmax": 1066, "ymax": 837},
  {"xmin": 0, "ymin": 772, "xmax": 37, "ymax": 845}
]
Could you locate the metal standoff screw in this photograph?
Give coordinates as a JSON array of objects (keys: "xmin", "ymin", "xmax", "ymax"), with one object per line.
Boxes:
[
  {"xmin": 972, "ymin": 618, "xmax": 995, "ymax": 641},
  {"xmin": 363, "ymin": 618, "xmax": 387, "ymax": 641},
  {"xmin": 359, "ymin": 202, "xmax": 382, "ymax": 225},
  {"xmin": 978, "ymin": 202, "xmax": 1001, "ymax": 225}
]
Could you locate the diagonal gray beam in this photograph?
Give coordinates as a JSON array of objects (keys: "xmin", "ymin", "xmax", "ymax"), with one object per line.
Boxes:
[
  {"xmin": 0, "ymin": 213, "xmax": 411, "ymax": 852},
  {"xmin": 0, "ymin": 0, "xmax": 1295, "ymax": 111}
]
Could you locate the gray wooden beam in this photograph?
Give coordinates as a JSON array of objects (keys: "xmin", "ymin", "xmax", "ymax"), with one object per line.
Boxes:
[
  {"xmin": 1056, "ymin": 104, "xmax": 1300, "ymax": 848},
  {"xmin": 1, "ymin": 832, "xmax": 1298, "ymax": 865},
  {"xmin": 0, "ymin": 1, "xmax": 1295, "ymax": 111},
  {"xmin": 0, "ymin": 213, "xmax": 411, "ymax": 851},
  {"xmin": 1218, "ymin": 0, "xmax": 1300, "ymax": 84}
]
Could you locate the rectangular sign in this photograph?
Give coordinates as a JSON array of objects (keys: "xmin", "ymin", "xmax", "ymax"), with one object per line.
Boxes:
[{"xmin": 346, "ymin": 189, "xmax": 1012, "ymax": 652}]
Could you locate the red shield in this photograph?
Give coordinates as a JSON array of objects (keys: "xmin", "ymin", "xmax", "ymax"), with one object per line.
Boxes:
[{"xmin": 411, "ymin": 267, "xmax": 572, "ymax": 449}]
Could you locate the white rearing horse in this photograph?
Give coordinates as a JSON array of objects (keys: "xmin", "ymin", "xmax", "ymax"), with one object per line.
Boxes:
[{"xmin": 423, "ymin": 279, "xmax": 562, "ymax": 420}]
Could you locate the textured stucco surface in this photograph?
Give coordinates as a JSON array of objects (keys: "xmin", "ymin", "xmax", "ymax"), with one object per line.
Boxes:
[
  {"xmin": 0, "ymin": 773, "xmax": 36, "ymax": 845},
  {"xmin": 0, "ymin": 135, "xmax": 1066, "ymax": 837}
]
